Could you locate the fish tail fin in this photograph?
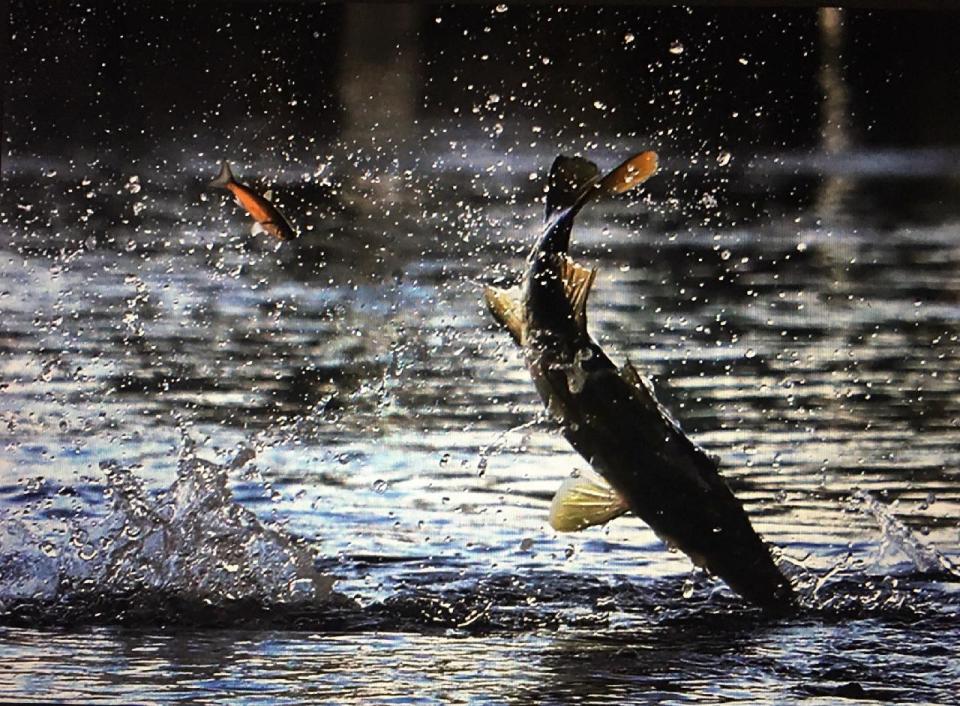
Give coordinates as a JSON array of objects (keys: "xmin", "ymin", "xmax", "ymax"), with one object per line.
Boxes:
[
  {"xmin": 484, "ymin": 285, "xmax": 524, "ymax": 345},
  {"xmin": 560, "ymin": 256, "xmax": 597, "ymax": 332},
  {"xmin": 208, "ymin": 161, "xmax": 236, "ymax": 189},
  {"xmin": 595, "ymin": 150, "xmax": 658, "ymax": 197},
  {"xmin": 536, "ymin": 151, "xmax": 657, "ymax": 256}
]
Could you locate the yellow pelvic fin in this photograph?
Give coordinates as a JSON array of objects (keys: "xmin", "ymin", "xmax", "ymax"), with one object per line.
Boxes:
[
  {"xmin": 560, "ymin": 256, "xmax": 597, "ymax": 332},
  {"xmin": 549, "ymin": 468, "xmax": 630, "ymax": 532},
  {"xmin": 597, "ymin": 151, "xmax": 658, "ymax": 195},
  {"xmin": 483, "ymin": 285, "xmax": 523, "ymax": 345}
]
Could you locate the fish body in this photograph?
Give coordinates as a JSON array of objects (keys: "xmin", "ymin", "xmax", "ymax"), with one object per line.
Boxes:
[
  {"xmin": 485, "ymin": 152, "xmax": 794, "ymax": 609},
  {"xmin": 209, "ymin": 161, "xmax": 297, "ymax": 241}
]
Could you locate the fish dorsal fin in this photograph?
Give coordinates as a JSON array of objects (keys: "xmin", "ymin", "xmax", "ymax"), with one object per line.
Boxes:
[
  {"xmin": 546, "ymin": 156, "xmax": 600, "ymax": 223},
  {"xmin": 549, "ymin": 468, "xmax": 630, "ymax": 532},
  {"xmin": 560, "ymin": 256, "xmax": 597, "ymax": 331},
  {"xmin": 621, "ymin": 358, "xmax": 646, "ymax": 389},
  {"xmin": 622, "ymin": 359, "xmax": 691, "ymax": 440},
  {"xmin": 621, "ymin": 359, "xmax": 664, "ymax": 407},
  {"xmin": 483, "ymin": 285, "xmax": 523, "ymax": 345}
]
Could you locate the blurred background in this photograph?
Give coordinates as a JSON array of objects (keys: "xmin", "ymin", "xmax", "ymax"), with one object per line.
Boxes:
[
  {"xmin": 6, "ymin": 2, "xmax": 960, "ymax": 236},
  {"xmin": 8, "ymin": 3, "xmax": 960, "ymax": 150}
]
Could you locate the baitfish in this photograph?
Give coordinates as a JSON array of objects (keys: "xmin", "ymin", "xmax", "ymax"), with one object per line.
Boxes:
[
  {"xmin": 209, "ymin": 161, "xmax": 297, "ymax": 241},
  {"xmin": 484, "ymin": 151, "xmax": 794, "ymax": 609}
]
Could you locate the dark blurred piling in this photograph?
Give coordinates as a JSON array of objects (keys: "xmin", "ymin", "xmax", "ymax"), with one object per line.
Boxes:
[
  {"xmin": 816, "ymin": 7, "xmax": 853, "ymax": 223},
  {"xmin": 337, "ymin": 3, "xmax": 421, "ymax": 210}
]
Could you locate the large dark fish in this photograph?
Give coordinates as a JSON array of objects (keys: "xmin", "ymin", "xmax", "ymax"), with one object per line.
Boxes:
[
  {"xmin": 484, "ymin": 152, "xmax": 795, "ymax": 609},
  {"xmin": 209, "ymin": 161, "xmax": 297, "ymax": 241}
]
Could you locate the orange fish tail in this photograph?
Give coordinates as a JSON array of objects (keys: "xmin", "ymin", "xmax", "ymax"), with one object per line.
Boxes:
[{"xmin": 209, "ymin": 161, "xmax": 236, "ymax": 189}]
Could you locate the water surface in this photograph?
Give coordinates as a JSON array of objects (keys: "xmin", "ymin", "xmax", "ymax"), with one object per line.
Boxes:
[{"xmin": 1, "ymin": 142, "xmax": 959, "ymax": 704}]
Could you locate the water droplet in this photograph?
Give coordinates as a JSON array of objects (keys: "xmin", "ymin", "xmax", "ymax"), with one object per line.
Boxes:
[
  {"xmin": 745, "ymin": 348, "xmax": 756, "ymax": 359},
  {"xmin": 669, "ymin": 41, "xmax": 684, "ymax": 55},
  {"xmin": 372, "ymin": 479, "xmax": 388, "ymax": 494},
  {"xmin": 720, "ymin": 249, "xmax": 731, "ymax": 261},
  {"xmin": 78, "ymin": 544, "xmax": 98, "ymax": 561},
  {"xmin": 624, "ymin": 33, "xmax": 635, "ymax": 44},
  {"xmin": 288, "ymin": 578, "xmax": 315, "ymax": 597}
]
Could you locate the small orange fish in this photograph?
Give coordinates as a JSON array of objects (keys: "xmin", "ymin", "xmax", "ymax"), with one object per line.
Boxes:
[{"xmin": 209, "ymin": 161, "xmax": 297, "ymax": 241}]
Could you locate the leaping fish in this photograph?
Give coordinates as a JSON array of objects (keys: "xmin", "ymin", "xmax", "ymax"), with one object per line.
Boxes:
[
  {"xmin": 208, "ymin": 161, "xmax": 297, "ymax": 241},
  {"xmin": 484, "ymin": 151, "xmax": 795, "ymax": 609}
]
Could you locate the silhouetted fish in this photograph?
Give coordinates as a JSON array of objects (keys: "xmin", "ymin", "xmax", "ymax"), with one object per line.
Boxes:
[
  {"xmin": 209, "ymin": 161, "xmax": 297, "ymax": 241},
  {"xmin": 485, "ymin": 152, "xmax": 795, "ymax": 609}
]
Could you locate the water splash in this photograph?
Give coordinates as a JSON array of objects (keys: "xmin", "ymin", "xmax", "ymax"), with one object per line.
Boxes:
[
  {"xmin": 849, "ymin": 489, "xmax": 959, "ymax": 579},
  {"xmin": 476, "ymin": 417, "xmax": 541, "ymax": 476},
  {"xmin": 772, "ymin": 490, "xmax": 959, "ymax": 618},
  {"xmin": 0, "ymin": 447, "xmax": 339, "ymax": 626}
]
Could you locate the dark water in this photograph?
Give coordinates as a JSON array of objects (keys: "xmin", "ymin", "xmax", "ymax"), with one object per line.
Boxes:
[{"xmin": 1, "ymin": 141, "xmax": 960, "ymax": 704}]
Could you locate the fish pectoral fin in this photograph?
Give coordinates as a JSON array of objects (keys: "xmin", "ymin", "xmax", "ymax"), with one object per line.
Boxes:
[
  {"xmin": 546, "ymin": 156, "xmax": 600, "ymax": 223},
  {"xmin": 597, "ymin": 151, "xmax": 658, "ymax": 196},
  {"xmin": 549, "ymin": 468, "xmax": 630, "ymax": 532},
  {"xmin": 484, "ymin": 285, "xmax": 523, "ymax": 345},
  {"xmin": 560, "ymin": 256, "xmax": 597, "ymax": 332}
]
